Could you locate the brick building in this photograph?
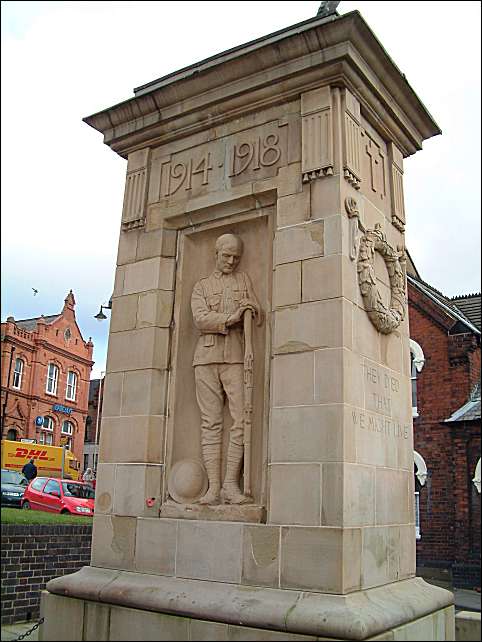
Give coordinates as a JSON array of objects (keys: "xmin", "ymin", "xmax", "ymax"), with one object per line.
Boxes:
[
  {"xmin": 407, "ymin": 264, "xmax": 481, "ymax": 589},
  {"xmin": 83, "ymin": 376, "xmax": 105, "ymax": 474},
  {"xmin": 1, "ymin": 291, "xmax": 94, "ymax": 466}
]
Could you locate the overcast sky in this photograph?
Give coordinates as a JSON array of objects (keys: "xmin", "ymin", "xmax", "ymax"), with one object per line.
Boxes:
[{"xmin": 2, "ymin": 1, "xmax": 481, "ymax": 378}]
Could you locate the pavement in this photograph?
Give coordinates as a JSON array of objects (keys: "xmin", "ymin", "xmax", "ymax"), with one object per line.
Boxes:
[
  {"xmin": 1, "ymin": 620, "xmax": 39, "ymax": 641},
  {"xmin": 1, "ymin": 587, "xmax": 479, "ymax": 641}
]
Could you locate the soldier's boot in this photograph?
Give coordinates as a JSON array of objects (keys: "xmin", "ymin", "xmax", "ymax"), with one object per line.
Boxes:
[
  {"xmin": 221, "ymin": 443, "xmax": 252, "ymax": 505},
  {"xmin": 198, "ymin": 444, "xmax": 221, "ymax": 505}
]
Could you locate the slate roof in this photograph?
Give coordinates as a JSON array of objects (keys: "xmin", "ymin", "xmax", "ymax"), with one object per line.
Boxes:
[
  {"xmin": 408, "ymin": 274, "xmax": 481, "ymax": 336},
  {"xmin": 450, "ymin": 294, "xmax": 481, "ymax": 331},
  {"xmin": 445, "ymin": 381, "xmax": 481, "ymax": 423},
  {"xmin": 15, "ymin": 315, "xmax": 60, "ymax": 331}
]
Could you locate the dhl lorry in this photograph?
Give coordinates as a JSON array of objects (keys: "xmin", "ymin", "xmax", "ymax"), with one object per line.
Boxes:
[{"xmin": 1, "ymin": 440, "xmax": 80, "ymax": 480}]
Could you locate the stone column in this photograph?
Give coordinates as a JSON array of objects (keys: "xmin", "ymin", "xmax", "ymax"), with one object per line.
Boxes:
[{"xmin": 40, "ymin": 9, "xmax": 454, "ymax": 641}]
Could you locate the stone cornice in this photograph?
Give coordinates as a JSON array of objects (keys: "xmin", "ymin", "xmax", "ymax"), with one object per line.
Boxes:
[{"xmin": 83, "ymin": 11, "xmax": 440, "ymax": 159}]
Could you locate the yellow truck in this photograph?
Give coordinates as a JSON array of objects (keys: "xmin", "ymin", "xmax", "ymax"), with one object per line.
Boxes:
[{"xmin": 1, "ymin": 440, "xmax": 80, "ymax": 480}]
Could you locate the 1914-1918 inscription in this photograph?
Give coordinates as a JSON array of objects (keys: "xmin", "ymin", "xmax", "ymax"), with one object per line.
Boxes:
[{"xmin": 157, "ymin": 124, "xmax": 285, "ymax": 199}]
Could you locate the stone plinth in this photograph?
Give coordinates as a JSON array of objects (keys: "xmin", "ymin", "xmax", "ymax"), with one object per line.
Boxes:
[{"xmin": 40, "ymin": 8, "xmax": 452, "ymax": 641}]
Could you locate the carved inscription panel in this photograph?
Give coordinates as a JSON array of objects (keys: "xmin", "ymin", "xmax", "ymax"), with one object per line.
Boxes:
[
  {"xmin": 353, "ymin": 360, "xmax": 412, "ymax": 469},
  {"xmin": 149, "ymin": 121, "xmax": 287, "ymax": 206},
  {"xmin": 362, "ymin": 361, "xmax": 404, "ymax": 418}
]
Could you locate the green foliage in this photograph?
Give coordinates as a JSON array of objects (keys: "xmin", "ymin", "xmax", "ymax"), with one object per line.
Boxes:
[{"xmin": 1, "ymin": 507, "xmax": 93, "ymax": 525}]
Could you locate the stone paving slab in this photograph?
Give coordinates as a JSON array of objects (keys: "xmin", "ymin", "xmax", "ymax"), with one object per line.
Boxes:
[{"xmin": 1, "ymin": 621, "xmax": 40, "ymax": 641}]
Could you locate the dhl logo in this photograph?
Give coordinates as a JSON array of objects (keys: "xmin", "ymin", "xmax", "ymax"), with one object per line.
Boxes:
[{"xmin": 13, "ymin": 448, "xmax": 51, "ymax": 461}]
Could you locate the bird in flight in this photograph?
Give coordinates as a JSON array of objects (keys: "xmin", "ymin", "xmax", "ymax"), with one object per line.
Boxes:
[{"xmin": 32, "ymin": 288, "xmax": 38, "ymax": 296}]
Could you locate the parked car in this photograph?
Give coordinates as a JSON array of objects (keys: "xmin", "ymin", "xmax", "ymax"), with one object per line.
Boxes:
[
  {"xmin": 1, "ymin": 468, "xmax": 28, "ymax": 507},
  {"xmin": 21, "ymin": 477, "xmax": 95, "ymax": 515}
]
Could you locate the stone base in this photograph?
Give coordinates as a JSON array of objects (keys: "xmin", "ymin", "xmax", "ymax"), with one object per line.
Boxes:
[
  {"xmin": 40, "ymin": 567, "xmax": 455, "ymax": 641},
  {"xmin": 159, "ymin": 499, "xmax": 265, "ymax": 522}
]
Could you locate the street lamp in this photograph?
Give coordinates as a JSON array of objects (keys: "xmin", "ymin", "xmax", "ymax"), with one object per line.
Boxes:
[{"xmin": 94, "ymin": 300, "xmax": 112, "ymax": 321}]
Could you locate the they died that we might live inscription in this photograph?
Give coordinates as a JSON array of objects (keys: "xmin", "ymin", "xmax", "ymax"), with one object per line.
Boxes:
[{"xmin": 353, "ymin": 361, "xmax": 410, "ymax": 441}]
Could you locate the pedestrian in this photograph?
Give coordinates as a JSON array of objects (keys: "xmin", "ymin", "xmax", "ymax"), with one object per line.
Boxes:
[
  {"xmin": 82, "ymin": 467, "xmax": 95, "ymax": 483},
  {"xmin": 22, "ymin": 458, "xmax": 37, "ymax": 481}
]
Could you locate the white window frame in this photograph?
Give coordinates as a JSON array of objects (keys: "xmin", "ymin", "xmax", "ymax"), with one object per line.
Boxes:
[
  {"xmin": 61, "ymin": 420, "xmax": 73, "ymax": 436},
  {"xmin": 414, "ymin": 491, "xmax": 421, "ymax": 540},
  {"xmin": 46, "ymin": 363, "xmax": 59, "ymax": 395},
  {"xmin": 473, "ymin": 458, "xmax": 481, "ymax": 494},
  {"xmin": 43, "ymin": 416, "xmax": 54, "ymax": 431},
  {"xmin": 409, "ymin": 339, "xmax": 425, "ymax": 418},
  {"xmin": 414, "ymin": 451, "xmax": 428, "ymax": 541},
  {"xmin": 39, "ymin": 431, "xmax": 53, "ymax": 445},
  {"xmin": 65, "ymin": 371, "xmax": 77, "ymax": 401},
  {"xmin": 12, "ymin": 358, "xmax": 24, "ymax": 390}
]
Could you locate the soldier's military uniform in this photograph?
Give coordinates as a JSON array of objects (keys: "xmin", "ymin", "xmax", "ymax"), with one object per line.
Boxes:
[{"xmin": 191, "ymin": 268, "xmax": 260, "ymax": 503}]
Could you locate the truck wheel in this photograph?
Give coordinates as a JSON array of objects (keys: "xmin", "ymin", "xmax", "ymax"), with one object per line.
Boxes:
[{"xmin": 22, "ymin": 501, "xmax": 31, "ymax": 510}]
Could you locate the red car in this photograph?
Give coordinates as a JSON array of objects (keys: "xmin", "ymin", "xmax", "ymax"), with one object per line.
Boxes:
[{"xmin": 21, "ymin": 476, "xmax": 95, "ymax": 515}]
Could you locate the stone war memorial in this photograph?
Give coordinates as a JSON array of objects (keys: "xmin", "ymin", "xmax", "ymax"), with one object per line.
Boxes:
[{"xmin": 40, "ymin": 3, "xmax": 455, "ymax": 641}]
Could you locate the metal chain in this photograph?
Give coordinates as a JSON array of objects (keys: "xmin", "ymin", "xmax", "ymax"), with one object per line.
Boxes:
[{"xmin": 11, "ymin": 617, "xmax": 44, "ymax": 642}]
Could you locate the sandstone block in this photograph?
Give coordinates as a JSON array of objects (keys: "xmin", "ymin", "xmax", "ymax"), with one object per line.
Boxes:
[
  {"xmin": 101, "ymin": 372, "xmax": 123, "ymax": 417},
  {"xmin": 273, "ymin": 262, "xmax": 301, "ymax": 308},
  {"xmin": 269, "ymin": 463, "xmax": 321, "ymax": 526},
  {"xmin": 112, "ymin": 463, "xmax": 163, "ymax": 517},
  {"xmin": 123, "ymin": 257, "xmax": 175, "ymax": 295},
  {"xmin": 242, "ymin": 524, "xmax": 280, "ymax": 588},
  {"xmin": 277, "ymin": 185, "xmax": 310, "ymax": 227},
  {"xmin": 274, "ymin": 221, "xmax": 324, "ymax": 265},
  {"xmin": 110, "ymin": 294, "xmax": 138, "ymax": 333},
  {"xmin": 121, "ymin": 369, "xmax": 168, "ymax": 416},
  {"xmin": 106, "ymin": 327, "xmax": 170, "ymax": 372},
  {"xmin": 272, "ymin": 352, "xmax": 314, "ymax": 406},
  {"xmin": 91, "ymin": 514, "xmax": 136, "ymax": 570},
  {"xmin": 135, "ymin": 517, "xmax": 177, "ymax": 575},
  {"xmin": 176, "ymin": 521, "xmax": 243, "ymax": 583},
  {"xmin": 99, "ymin": 415, "xmax": 165, "ymax": 465},
  {"xmin": 137, "ymin": 290, "xmax": 174, "ymax": 328}
]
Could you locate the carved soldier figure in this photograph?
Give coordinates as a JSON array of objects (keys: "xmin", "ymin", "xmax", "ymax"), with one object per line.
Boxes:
[{"xmin": 191, "ymin": 233, "xmax": 261, "ymax": 505}]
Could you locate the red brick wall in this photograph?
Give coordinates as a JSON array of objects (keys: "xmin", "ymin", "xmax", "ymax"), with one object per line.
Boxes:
[{"xmin": 409, "ymin": 282, "xmax": 481, "ymax": 588}]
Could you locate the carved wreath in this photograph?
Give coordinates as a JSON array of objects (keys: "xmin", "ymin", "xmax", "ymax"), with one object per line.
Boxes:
[{"xmin": 357, "ymin": 224, "xmax": 407, "ymax": 334}]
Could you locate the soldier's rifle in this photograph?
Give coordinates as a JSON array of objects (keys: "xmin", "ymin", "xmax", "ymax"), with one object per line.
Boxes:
[{"xmin": 243, "ymin": 308, "xmax": 254, "ymax": 497}]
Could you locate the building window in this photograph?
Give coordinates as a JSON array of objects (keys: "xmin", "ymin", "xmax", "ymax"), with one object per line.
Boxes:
[
  {"xmin": 61, "ymin": 420, "xmax": 73, "ymax": 435},
  {"xmin": 43, "ymin": 416, "xmax": 54, "ymax": 431},
  {"xmin": 66, "ymin": 371, "xmax": 77, "ymax": 401},
  {"xmin": 84, "ymin": 454, "xmax": 89, "ymax": 471},
  {"xmin": 39, "ymin": 431, "xmax": 53, "ymax": 445},
  {"xmin": 415, "ymin": 492, "xmax": 421, "ymax": 540},
  {"xmin": 64, "ymin": 328, "xmax": 71, "ymax": 341},
  {"xmin": 414, "ymin": 451, "xmax": 428, "ymax": 540},
  {"xmin": 473, "ymin": 458, "xmax": 481, "ymax": 494},
  {"xmin": 6, "ymin": 428, "xmax": 17, "ymax": 441},
  {"xmin": 409, "ymin": 339, "xmax": 425, "ymax": 418},
  {"xmin": 12, "ymin": 358, "xmax": 24, "ymax": 390},
  {"xmin": 61, "ymin": 421, "xmax": 74, "ymax": 450},
  {"xmin": 46, "ymin": 363, "xmax": 59, "ymax": 395}
]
